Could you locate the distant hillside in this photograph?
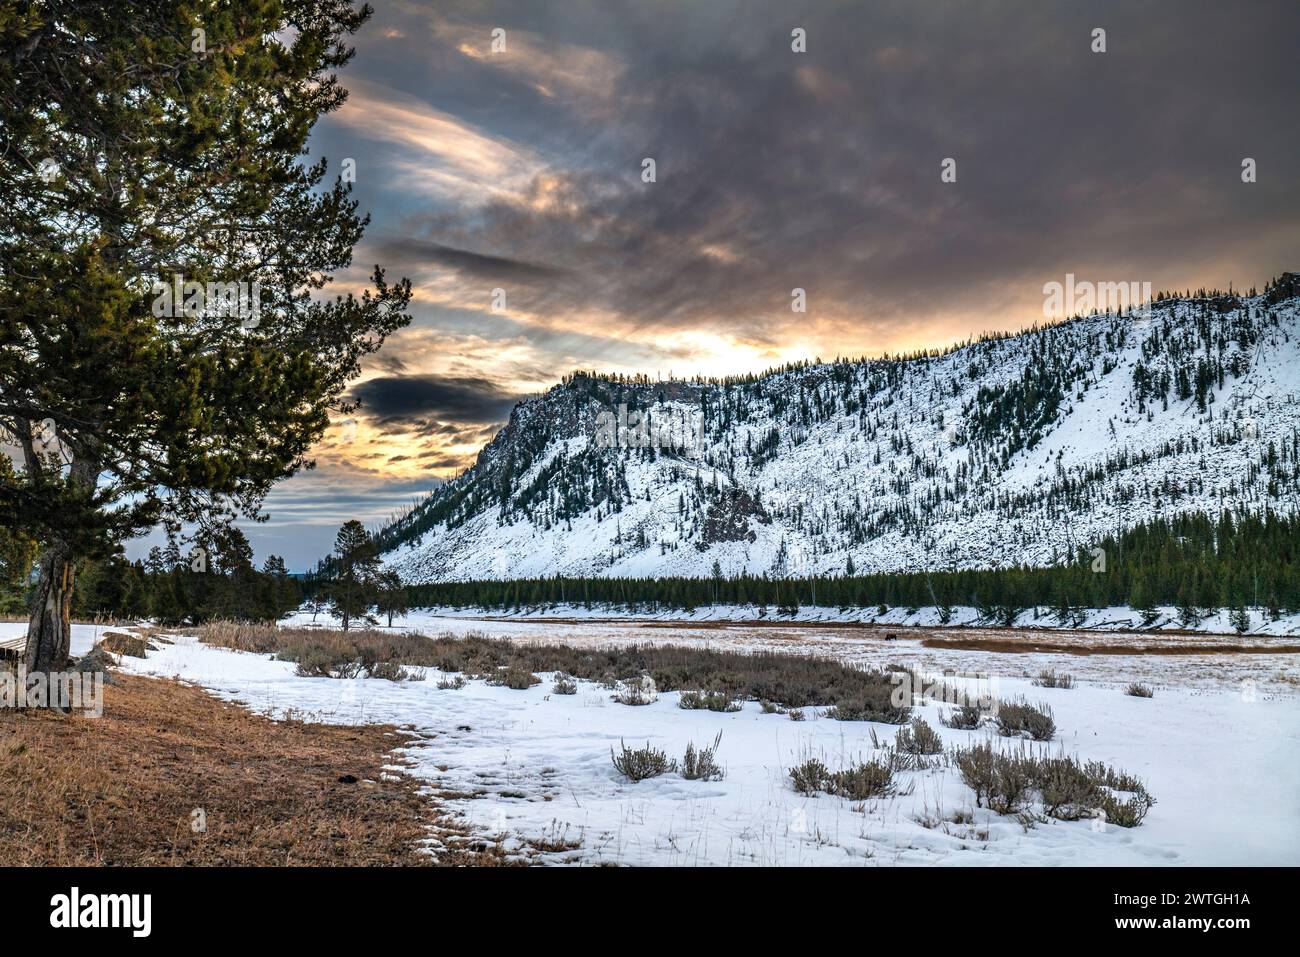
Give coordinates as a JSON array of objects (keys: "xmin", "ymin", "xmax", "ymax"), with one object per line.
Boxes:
[{"xmin": 376, "ymin": 274, "xmax": 1300, "ymax": 584}]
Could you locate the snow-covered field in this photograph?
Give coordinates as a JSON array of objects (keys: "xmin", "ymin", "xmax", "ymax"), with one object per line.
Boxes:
[
  {"xmin": 283, "ymin": 607, "xmax": 1300, "ymax": 696},
  {"xmin": 6, "ymin": 616, "xmax": 1297, "ymax": 866},
  {"xmin": 288, "ymin": 602, "xmax": 1300, "ymax": 637}
]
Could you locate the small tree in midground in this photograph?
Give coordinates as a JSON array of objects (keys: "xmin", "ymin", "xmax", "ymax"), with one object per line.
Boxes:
[
  {"xmin": 327, "ymin": 521, "xmax": 380, "ymax": 632},
  {"xmin": 0, "ymin": 2, "xmax": 411, "ymax": 674},
  {"xmin": 376, "ymin": 569, "xmax": 408, "ymax": 627}
]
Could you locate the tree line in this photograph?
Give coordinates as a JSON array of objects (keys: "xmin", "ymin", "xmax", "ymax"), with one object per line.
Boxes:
[
  {"xmin": 1, "ymin": 519, "xmax": 409, "ymax": 631},
  {"xmin": 400, "ymin": 509, "xmax": 1300, "ymax": 626},
  {"xmin": 1, "ymin": 524, "xmax": 302, "ymax": 624}
]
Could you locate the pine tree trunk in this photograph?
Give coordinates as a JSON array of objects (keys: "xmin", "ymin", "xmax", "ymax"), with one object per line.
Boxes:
[{"xmin": 25, "ymin": 542, "xmax": 76, "ymax": 675}]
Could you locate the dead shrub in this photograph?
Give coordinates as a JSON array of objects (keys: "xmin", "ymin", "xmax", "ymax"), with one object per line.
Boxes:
[
  {"xmin": 613, "ymin": 675, "xmax": 657, "ymax": 705},
  {"xmin": 100, "ymin": 632, "xmax": 150, "ymax": 658},
  {"xmin": 552, "ymin": 672, "xmax": 578, "ymax": 695},
  {"xmin": 895, "ymin": 716, "xmax": 943, "ymax": 755},
  {"xmin": 367, "ymin": 660, "xmax": 410, "ymax": 682},
  {"xmin": 681, "ymin": 732, "xmax": 725, "ymax": 781},
  {"xmin": 940, "ymin": 703, "xmax": 983, "ymax": 730},
  {"xmin": 294, "ymin": 646, "xmax": 359, "ymax": 679},
  {"xmin": 1100, "ymin": 787, "xmax": 1157, "ymax": 827},
  {"xmin": 678, "ymin": 690, "xmax": 741, "ymax": 712},
  {"xmin": 1033, "ymin": 756, "xmax": 1103, "ymax": 820},
  {"xmin": 611, "ymin": 740, "xmax": 675, "ymax": 782},
  {"xmin": 1085, "ymin": 761, "xmax": 1157, "ymax": 827},
  {"xmin": 489, "ymin": 665, "xmax": 540, "ymax": 690},
  {"xmin": 825, "ymin": 695, "xmax": 910, "ymax": 724},
  {"xmin": 789, "ymin": 758, "xmax": 830, "ymax": 795},
  {"xmin": 1125, "ymin": 682, "xmax": 1154, "ymax": 698},
  {"xmin": 954, "ymin": 746, "xmax": 1156, "ymax": 826},
  {"xmin": 790, "ymin": 755, "xmax": 896, "ymax": 800},
  {"xmin": 1032, "ymin": 670, "xmax": 1075, "ymax": 689},
  {"xmin": 197, "ymin": 625, "xmax": 914, "ymax": 713},
  {"xmin": 953, "ymin": 742, "xmax": 1033, "ymax": 814},
  {"xmin": 995, "ymin": 699, "xmax": 1056, "ymax": 740},
  {"xmin": 829, "ymin": 758, "xmax": 896, "ymax": 800}
]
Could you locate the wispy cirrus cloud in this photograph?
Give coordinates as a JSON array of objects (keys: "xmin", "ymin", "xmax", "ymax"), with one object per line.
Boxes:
[
  {"xmin": 331, "ymin": 77, "xmax": 548, "ymax": 203},
  {"xmin": 442, "ymin": 19, "xmax": 627, "ymax": 108}
]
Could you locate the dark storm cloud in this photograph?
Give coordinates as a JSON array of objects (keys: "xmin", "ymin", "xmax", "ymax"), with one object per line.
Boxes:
[
  {"xmin": 416, "ymin": 451, "xmax": 477, "ymax": 470},
  {"xmin": 351, "ymin": 374, "xmax": 523, "ymax": 425},
  {"xmin": 331, "ymin": 0, "xmax": 1298, "ymax": 353},
  {"xmin": 194, "ymin": 0, "xmax": 1297, "ymax": 575},
  {"xmin": 373, "ymin": 237, "xmax": 571, "ymax": 284},
  {"xmin": 371, "ymin": 351, "xmax": 408, "ymax": 374}
]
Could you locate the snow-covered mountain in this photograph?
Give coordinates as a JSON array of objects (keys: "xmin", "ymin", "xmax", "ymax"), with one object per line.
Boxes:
[{"xmin": 379, "ymin": 275, "xmax": 1300, "ymax": 584}]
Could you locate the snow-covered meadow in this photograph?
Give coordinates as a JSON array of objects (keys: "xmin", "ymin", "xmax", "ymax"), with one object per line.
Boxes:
[
  {"xmin": 8, "ymin": 615, "xmax": 1296, "ymax": 867},
  {"xmin": 291, "ymin": 601, "xmax": 1300, "ymax": 637}
]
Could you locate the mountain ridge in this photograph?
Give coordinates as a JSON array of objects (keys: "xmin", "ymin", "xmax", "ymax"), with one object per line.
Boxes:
[{"xmin": 376, "ymin": 276, "xmax": 1300, "ymax": 584}]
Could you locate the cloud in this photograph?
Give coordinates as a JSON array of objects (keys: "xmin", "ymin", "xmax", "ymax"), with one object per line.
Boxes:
[
  {"xmin": 444, "ymin": 21, "xmax": 626, "ymax": 110},
  {"xmin": 350, "ymin": 374, "xmax": 523, "ymax": 425},
  {"xmin": 225, "ymin": 0, "xmax": 1300, "ymax": 570},
  {"xmin": 331, "ymin": 77, "xmax": 547, "ymax": 203},
  {"xmin": 373, "ymin": 238, "xmax": 571, "ymax": 284},
  {"xmin": 339, "ymin": 0, "xmax": 1298, "ymax": 367}
]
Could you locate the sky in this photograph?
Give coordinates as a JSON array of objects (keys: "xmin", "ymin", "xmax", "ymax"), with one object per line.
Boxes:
[{"xmin": 140, "ymin": 0, "xmax": 1300, "ymax": 570}]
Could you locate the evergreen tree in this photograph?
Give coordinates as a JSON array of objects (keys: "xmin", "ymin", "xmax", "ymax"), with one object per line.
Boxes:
[
  {"xmin": 327, "ymin": 521, "xmax": 380, "ymax": 631},
  {"xmin": 1128, "ymin": 575, "xmax": 1159, "ymax": 626},
  {"xmin": 0, "ymin": 1, "xmax": 411, "ymax": 674},
  {"xmin": 0, "ymin": 456, "xmax": 36, "ymax": 614},
  {"xmin": 376, "ymin": 570, "xmax": 408, "ymax": 628},
  {"xmin": 149, "ymin": 570, "xmax": 183, "ymax": 626}
]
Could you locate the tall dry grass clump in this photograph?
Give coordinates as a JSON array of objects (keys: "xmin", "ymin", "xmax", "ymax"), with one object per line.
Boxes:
[{"xmin": 184, "ymin": 623, "xmax": 913, "ymax": 713}]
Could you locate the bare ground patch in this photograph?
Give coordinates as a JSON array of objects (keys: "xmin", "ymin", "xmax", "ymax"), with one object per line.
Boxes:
[{"xmin": 0, "ymin": 672, "xmax": 512, "ymax": 866}]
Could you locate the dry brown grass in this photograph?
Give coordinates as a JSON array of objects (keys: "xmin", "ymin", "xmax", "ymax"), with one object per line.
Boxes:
[
  {"xmin": 185, "ymin": 621, "xmax": 440, "ymax": 663},
  {"xmin": 919, "ymin": 635, "xmax": 1300, "ymax": 656},
  {"xmin": 185, "ymin": 622, "xmax": 908, "ymax": 715},
  {"xmin": 0, "ymin": 672, "xmax": 511, "ymax": 866}
]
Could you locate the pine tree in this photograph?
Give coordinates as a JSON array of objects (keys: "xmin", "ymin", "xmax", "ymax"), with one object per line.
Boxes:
[
  {"xmin": 376, "ymin": 570, "xmax": 408, "ymax": 628},
  {"xmin": 149, "ymin": 570, "xmax": 183, "ymax": 626},
  {"xmin": 0, "ymin": 1, "xmax": 410, "ymax": 674},
  {"xmin": 259, "ymin": 554, "xmax": 295, "ymax": 621},
  {"xmin": 0, "ymin": 456, "xmax": 36, "ymax": 614},
  {"xmin": 328, "ymin": 521, "xmax": 380, "ymax": 631}
]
